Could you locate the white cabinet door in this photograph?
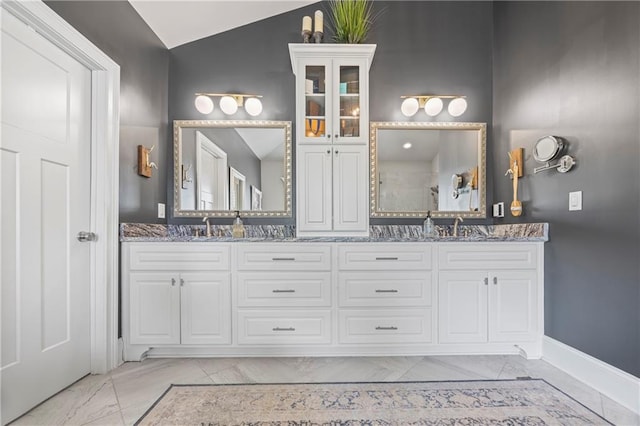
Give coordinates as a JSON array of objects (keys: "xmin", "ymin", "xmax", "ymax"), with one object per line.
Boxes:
[
  {"xmin": 333, "ymin": 145, "xmax": 368, "ymax": 232},
  {"xmin": 438, "ymin": 271, "xmax": 488, "ymax": 343},
  {"xmin": 129, "ymin": 272, "xmax": 180, "ymax": 345},
  {"xmin": 488, "ymin": 271, "xmax": 537, "ymax": 342},
  {"xmin": 180, "ymin": 272, "xmax": 231, "ymax": 345},
  {"xmin": 297, "ymin": 145, "xmax": 333, "ymax": 232}
]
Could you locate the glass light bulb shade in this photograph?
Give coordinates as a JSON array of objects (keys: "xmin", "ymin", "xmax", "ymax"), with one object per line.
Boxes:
[
  {"xmin": 400, "ymin": 98, "xmax": 419, "ymax": 117},
  {"xmin": 424, "ymin": 97, "xmax": 444, "ymax": 116},
  {"xmin": 194, "ymin": 95, "xmax": 214, "ymax": 114},
  {"xmin": 244, "ymin": 97, "xmax": 263, "ymax": 116},
  {"xmin": 448, "ymin": 97, "xmax": 468, "ymax": 117},
  {"xmin": 220, "ymin": 96, "xmax": 238, "ymax": 115}
]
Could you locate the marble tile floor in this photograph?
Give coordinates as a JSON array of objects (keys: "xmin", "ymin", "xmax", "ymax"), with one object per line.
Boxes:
[{"xmin": 10, "ymin": 355, "xmax": 639, "ymax": 426}]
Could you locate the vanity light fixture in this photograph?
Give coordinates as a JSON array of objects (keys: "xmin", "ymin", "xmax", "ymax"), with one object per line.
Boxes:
[
  {"xmin": 400, "ymin": 95, "xmax": 467, "ymax": 118},
  {"xmin": 194, "ymin": 93, "xmax": 263, "ymax": 117}
]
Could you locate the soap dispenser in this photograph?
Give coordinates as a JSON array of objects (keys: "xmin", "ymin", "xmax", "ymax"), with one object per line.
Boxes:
[
  {"xmin": 232, "ymin": 210, "xmax": 245, "ymax": 238},
  {"xmin": 423, "ymin": 211, "xmax": 436, "ymax": 238}
]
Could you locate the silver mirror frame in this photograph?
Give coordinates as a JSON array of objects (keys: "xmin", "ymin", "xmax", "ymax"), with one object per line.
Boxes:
[
  {"xmin": 370, "ymin": 121, "xmax": 487, "ymax": 219},
  {"xmin": 173, "ymin": 120, "xmax": 292, "ymax": 218}
]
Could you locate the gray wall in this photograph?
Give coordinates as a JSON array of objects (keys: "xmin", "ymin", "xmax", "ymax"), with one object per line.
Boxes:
[
  {"xmin": 45, "ymin": 0, "xmax": 169, "ymax": 223},
  {"xmin": 168, "ymin": 1, "xmax": 494, "ymax": 225},
  {"xmin": 493, "ymin": 2, "xmax": 640, "ymax": 376}
]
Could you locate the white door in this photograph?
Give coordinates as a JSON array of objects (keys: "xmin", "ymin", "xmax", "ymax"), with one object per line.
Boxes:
[
  {"xmin": 196, "ymin": 131, "xmax": 228, "ymax": 210},
  {"xmin": 1, "ymin": 11, "xmax": 93, "ymax": 424},
  {"xmin": 488, "ymin": 271, "xmax": 537, "ymax": 342},
  {"xmin": 297, "ymin": 145, "xmax": 333, "ymax": 232},
  {"xmin": 332, "ymin": 145, "xmax": 368, "ymax": 232},
  {"xmin": 438, "ymin": 271, "xmax": 488, "ymax": 343},
  {"xmin": 180, "ymin": 272, "xmax": 231, "ymax": 345}
]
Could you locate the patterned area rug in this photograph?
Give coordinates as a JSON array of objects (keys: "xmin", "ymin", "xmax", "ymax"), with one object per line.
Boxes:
[{"xmin": 136, "ymin": 379, "xmax": 610, "ymax": 425}]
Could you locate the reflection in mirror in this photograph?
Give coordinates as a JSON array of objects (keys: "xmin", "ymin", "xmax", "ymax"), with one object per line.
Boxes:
[
  {"xmin": 174, "ymin": 120, "xmax": 292, "ymax": 217},
  {"xmin": 370, "ymin": 122, "xmax": 486, "ymax": 218}
]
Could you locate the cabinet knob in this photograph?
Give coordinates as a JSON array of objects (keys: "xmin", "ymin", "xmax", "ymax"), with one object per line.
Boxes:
[
  {"xmin": 334, "ymin": 134, "xmax": 339, "ymax": 139},
  {"xmin": 326, "ymin": 149, "xmax": 331, "ymax": 154},
  {"xmin": 171, "ymin": 278, "xmax": 176, "ymax": 286},
  {"xmin": 483, "ymin": 277, "xmax": 488, "ymax": 286},
  {"xmin": 335, "ymin": 150, "xmax": 339, "ymax": 154},
  {"xmin": 180, "ymin": 278, "xmax": 185, "ymax": 287},
  {"xmin": 493, "ymin": 276, "xmax": 498, "ymax": 285}
]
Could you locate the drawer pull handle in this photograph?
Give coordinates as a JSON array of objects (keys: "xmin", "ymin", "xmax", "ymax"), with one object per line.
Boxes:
[
  {"xmin": 484, "ymin": 277, "xmax": 489, "ymax": 286},
  {"xmin": 375, "ymin": 326, "xmax": 398, "ymax": 331},
  {"xmin": 375, "ymin": 289, "xmax": 399, "ymax": 293},
  {"xmin": 375, "ymin": 257, "xmax": 399, "ymax": 261},
  {"xmin": 493, "ymin": 276, "xmax": 498, "ymax": 285},
  {"xmin": 272, "ymin": 289, "xmax": 296, "ymax": 293},
  {"xmin": 272, "ymin": 257, "xmax": 296, "ymax": 261},
  {"xmin": 273, "ymin": 327, "xmax": 296, "ymax": 332},
  {"xmin": 171, "ymin": 278, "xmax": 176, "ymax": 286}
]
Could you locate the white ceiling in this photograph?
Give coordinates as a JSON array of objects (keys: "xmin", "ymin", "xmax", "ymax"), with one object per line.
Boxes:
[
  {"xmin": 235, "ymin": 127, "xmax": 284, "ymax": 161},
  {"xmin": 129, "ymin": 0, "xmax": 315, "ymax": 49}
]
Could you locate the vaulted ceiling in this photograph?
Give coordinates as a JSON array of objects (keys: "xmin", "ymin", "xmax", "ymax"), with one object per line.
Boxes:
[{"xmin": 128, "ymin": 1, "xmax": 315, "ymax": 49}]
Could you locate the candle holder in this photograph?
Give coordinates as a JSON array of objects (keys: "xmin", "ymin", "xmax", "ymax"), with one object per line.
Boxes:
[
  {"xmin": 313, "ymin": 31, "xmax": 323, "ymax": 43},
  {"xmin": 301, "ymin": 29, "xmax": 312, "ymax": 43}
]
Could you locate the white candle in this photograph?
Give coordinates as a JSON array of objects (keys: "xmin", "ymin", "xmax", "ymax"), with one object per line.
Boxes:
[
  {"xmin": 314, "ymin": 10, "xmax": 323, "ymax": 33},
  {"xmin": 302, "ymin": 15, "xmax": 312, "ymax": 32}
]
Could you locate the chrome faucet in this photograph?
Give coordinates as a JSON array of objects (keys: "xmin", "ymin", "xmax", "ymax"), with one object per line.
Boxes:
[
  {"xmin": 453, "ymin": 216, "xmax": 464, "ymax": 237},
  {"xmin": 202, "ymin": 216, "xmax": 212, "ymax": 237}
]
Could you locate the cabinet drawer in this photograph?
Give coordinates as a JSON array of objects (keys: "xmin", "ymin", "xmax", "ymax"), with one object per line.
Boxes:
[
  {"xmin": 128, "ymin": 243, "xmax": 230, "ymax": 271},
  {"xmin": 338, "ymin": 244, "xmax": 432, "ymax": 270},
  {"xmin": 438, "ymin": 244, "xmax": 537, "ymax": 270},
  {"xmin": 338, "ymin": 272, "xmax": 432, "ymax": 307},
  {"xmin": 236, "ymin": 244, "xmax": 331, "ymax": 271},
  {"xmin": 237, "ymin": 310, "xmax": 331, "ymax": 345},
  {"xmin": 339, "ymin": 309, "xmax": 432, "ymax": 344},
  {"xmin": 237, "ymin": 272, "xmax": 331, "ymax": 307}
]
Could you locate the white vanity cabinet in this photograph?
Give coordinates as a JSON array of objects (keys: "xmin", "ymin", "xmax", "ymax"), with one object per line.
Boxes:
[
  {"xmin": 122, "ymin": 243, "xmax": 231, "ymax": 360},
  {"xmin": 337, "ymin": 244, "xmax": 435, "ymax": 344},
  {"xmin": 290, "ymin": 44, "xmax": 375, "ymax": 237},
  {"xmin": 437, "ymin": 244, "xmax": 541, "ymax": 349},
  {"xmin": 234, "ymin": 244, "xmax": 332, "ymax": 345},
  {"xmin": 121, "ymin": 240, "xmax": 544, "ymax": 360}
]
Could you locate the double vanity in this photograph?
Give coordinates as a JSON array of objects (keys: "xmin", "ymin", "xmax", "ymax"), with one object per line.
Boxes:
[
  {"xmin": 120, "ymin": 224, "xmax": 547, "ymax": 362},
  {"xmin": 123, "ymin": 44, "xmax": 548, "ymax": 362}
]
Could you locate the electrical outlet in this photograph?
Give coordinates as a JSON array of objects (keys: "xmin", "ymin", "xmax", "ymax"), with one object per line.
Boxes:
[
  {"xmin": 157, "ymin": 202, "xmax": 166, "ymax": 219},
  {"xmin": 493, "ymin": 202, "xmax": 505, "ymax": 218},
  {"xmin": 569, "ymin": 191, "xmax": 582, "ymax": 211}
]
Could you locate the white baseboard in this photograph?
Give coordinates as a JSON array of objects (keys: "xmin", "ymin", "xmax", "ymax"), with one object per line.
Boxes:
[{"xmin": 542, "ymin": 336, "xmax": 640, "ymax": 415}]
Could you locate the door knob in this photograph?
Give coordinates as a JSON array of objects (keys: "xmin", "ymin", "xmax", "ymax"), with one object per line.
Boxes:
[{"xmin": 77, "ymin": 231, "xmax": 97, "ymax": 242}]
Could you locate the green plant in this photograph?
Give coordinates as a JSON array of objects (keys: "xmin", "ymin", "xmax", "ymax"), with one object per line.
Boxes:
[{"xmin": 328, "ymin": 0, "xmax": 377, "ymax": 44}]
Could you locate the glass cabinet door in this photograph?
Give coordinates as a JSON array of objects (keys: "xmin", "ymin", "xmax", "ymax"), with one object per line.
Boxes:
[
  {"xmin": 302, "ymin": 62, "xmax": 331, "ymax": 143},
  {"xmin": 338, "ymin": 65, "xmax": 360, "ymax": 138},
  {"xmin": 333, "ymin": 58, "xmax": 367, "ymax": 144}
]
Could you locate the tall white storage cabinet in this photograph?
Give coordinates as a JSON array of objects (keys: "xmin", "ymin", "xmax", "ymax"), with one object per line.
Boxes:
[{"xmin": 289, "ymin": 44, "xmax": 376, "ymax": 237}]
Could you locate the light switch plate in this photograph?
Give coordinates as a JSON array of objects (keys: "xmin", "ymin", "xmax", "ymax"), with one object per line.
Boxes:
[
  {"xmin": 158, "ymin": 202, "xmax": 166, "ymax": 218},
  {"xmin": 493, "ymin": 202, "xmax": 505, "ymax": 217},
  {"xmin": 569, "ymin": 191, "xmax": 582, "ymax": 211}
]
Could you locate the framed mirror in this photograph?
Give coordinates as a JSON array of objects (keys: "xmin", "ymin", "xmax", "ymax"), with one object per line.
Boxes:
[
  {"xmin": 173, "ymin": 120, "xmax": 292, "ymax": 217},
  {"xmin": 370, "ymin": 121, "xmax": 486, "ymax": 218}
]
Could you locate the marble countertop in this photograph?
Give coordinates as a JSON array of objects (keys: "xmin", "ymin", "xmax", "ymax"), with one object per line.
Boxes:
[{"xmin": 120, "ymin": 223, "xmax": 548, "ymax": 243}]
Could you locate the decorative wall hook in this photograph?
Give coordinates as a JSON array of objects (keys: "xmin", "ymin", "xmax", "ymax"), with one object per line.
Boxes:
[
  {"xmin": 138, "ymin": 144, "xmax": 157, "ymax": 178},
  {"xmin": 181, "ymin": 164, "xmax": 193, "ymax": 189}
]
